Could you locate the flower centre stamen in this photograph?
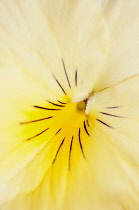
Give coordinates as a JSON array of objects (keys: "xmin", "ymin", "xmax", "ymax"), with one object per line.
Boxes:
[{"xmin": 77, "ymin": 101, "xmax": 86, "ymax": 111}]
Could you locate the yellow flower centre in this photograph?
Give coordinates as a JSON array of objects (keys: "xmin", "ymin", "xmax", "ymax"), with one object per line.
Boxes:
[
  {"xmin": 20, "ymin": 97, "xmax": 92, "ymax": 170},
  {"xmin": 77, "ymin": 101, "xmax": 86, "ymax": 111}
]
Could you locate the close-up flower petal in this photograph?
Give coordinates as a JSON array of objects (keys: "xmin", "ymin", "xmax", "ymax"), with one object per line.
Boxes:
[
  {"xmin": 0, "ymin": 0, "xmax": 139, "ymax": 210},
  {"xmin": 94, "ymin": 0, "xmax": 139, "ymax": 91}
]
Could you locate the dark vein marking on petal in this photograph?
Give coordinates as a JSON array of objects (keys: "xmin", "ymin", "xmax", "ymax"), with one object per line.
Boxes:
[
  {"xmin": 20, "ymin": 116, "xmax": 53, "ymax": 125},
  {"xmin": 106, "ymin": 106, "xmax": 122, "ymax": 109},
  {"xmin": 75, "ymin": 69, "xmax": 77, "ymax": 86},
  {"xmin": 26, "ymin": 128, "xmax": 49, "ymax": 141},
  {"xmin": 83, "ymin": 121, "xmax": 90, "ymax": 136},
  {"xmin": 62, "ymin": 59, "xmax": 71, "ymax": 88},
  {"xmin": 34, "ymin": 105, "xmax": 61, "ymax": 111},
  {"xmin": 69, "ymin": 136, "xmax": 73, "ymax": 171},
  {"xmin": 53, "ymin": 138, "xmax": 65, "ymax": 164},
  {"xmin": 96, "ymin": 119, "xmax": 114, "ymax": 129},
  {"xmin": 57, "ymin": 100, "xmax": 67, "ymax": 105},
  {"xmin": 46, "ymin": 100, "xmax": 65, "ymax": 107},
  {"xmin": 53, "ymin": 74, "xmax": 66, "ymax": 95},
  {"xmin": 55, "ymin": 128, "xmax": 62, "ymax": 136},
  {"xmin": 100, "ymin": 112, "xmax": 125, "ymax": 118},
  {"xmin": 78, "ymin": 128, "xmax": 85, "ymax": 158},
  {"xmin": 87, "ymin": 120, "xmax": 90, "ymax": 127}
]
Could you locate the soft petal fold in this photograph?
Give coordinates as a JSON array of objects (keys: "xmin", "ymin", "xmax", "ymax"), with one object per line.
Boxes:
[
  {"xmin": 0, "ymin": 1, "xmax": 139, "ymax": 210},
  {"xmin": 0, "ymin": 0, "xmax": 109, "ymax": 101},
  {"xmin": 94, "ymin": 0, "xmax": 139, "ymax": 91},
  {"xmin": 85, "ymin": 76, "xmax": 139, "ymax": 209}
]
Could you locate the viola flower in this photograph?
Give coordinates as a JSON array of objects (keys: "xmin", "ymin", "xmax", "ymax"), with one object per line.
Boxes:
[{"xmin": 0, "ymin": 0, "xmax": 139, "ymax": 209}]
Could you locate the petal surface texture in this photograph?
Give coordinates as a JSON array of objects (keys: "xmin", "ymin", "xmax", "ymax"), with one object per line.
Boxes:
[
  {"xmin": 0, "ymin": 0, "xmax": 108, "ymax": 101},
  {"xmin": 0, "ymin": 0, "xmax": 139, "ymax": 210},
  {"xmin": 94, "ymin": 0, "xmax": 139, "ymax": 91},
  {"xmin": 85, "ymin": 75, "xmax": 139, "ymax": 209}
]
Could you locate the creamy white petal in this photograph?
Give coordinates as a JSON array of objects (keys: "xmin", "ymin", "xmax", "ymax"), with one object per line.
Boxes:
[
  {"xmin": 40, "ymin": 0, "xmax": 109, "ymax": 100},
  {"xmin": 0, "ymin": 0, "xmax": 65, "ymax": 99},
  {"xmin": 1, "ymin": 76, "xmax": 139, "ymax": 210},
  {"xmin": 93, "ymin": 0, "xmax": 139, "ymax": 91},
  {"xmin": 0, "ymin": 0, "xmax": 109, "ymax": 101},
  {"xmin": 0, "ymin": 1, "xmax": 139, "ymax": 210},
  {"xmin": 84, "ymin": 76, "xmax": 139, "ymax": 209}
]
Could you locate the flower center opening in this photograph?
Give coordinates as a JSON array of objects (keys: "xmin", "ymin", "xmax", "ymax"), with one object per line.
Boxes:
[
  {"xmin": 19, "ymin": 96, "xmax": 91, "ymax": 168},
  {"xmin": 77, "ymin": 101, "xmax": 86, "ymax": 111}
]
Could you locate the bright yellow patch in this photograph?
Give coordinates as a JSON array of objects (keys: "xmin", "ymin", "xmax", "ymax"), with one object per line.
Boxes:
[{"xmin": 19, "ymin": 98, "xmax": 91, "ymax": 167}]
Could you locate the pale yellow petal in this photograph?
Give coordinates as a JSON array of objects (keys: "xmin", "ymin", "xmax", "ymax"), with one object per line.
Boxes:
[
  {"xmin": 41, "ymin": 0, "xmax": 109, "ymax": 100},
  {"xmin": 0, "ymin": 0, "xmax": 67, "ymax": 99},
  {"xmin": 1, "ymin": 1, "xmax": 139, "ymax": 210},
  {"xmin": 94, "ymin": 0, "xmax": 139, "ymax": 91},
  {"xmin": 0, "ymin": 75, "xmax": 89, "ymax": 209},
  {"xmin": 83, "ymin": 76, "xmax": 139, "ymax": 209},
  {"xmin": 0, "ymin": 0, "xmax": 109, "ymax": 101},
  {"xmin": 1, "ymin": 76, "xmax": 139, "ymax": 210}
]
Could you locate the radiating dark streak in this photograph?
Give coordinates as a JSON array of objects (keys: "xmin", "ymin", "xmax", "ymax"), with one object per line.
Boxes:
[
  {"xmin": 75, "ymin": 69, "xmax": 77, "ymax": 86},
  {"xmin": 53, "ymin": 75, "xmax": 66, "ymax": 95},
  {"xmin": 96, "ymin": 119, "xmax": 113, "ymax": 129},
  {"xmin": 20, "ymin": 116, "xmax": 53, "ymax": 125},
  {"xmin": 46, "ymin": 100, "xmax": 65, "ymax": 107},
  {"xmin": 62, "ymin": 59, "xmax": 71, "ymax": 88},
  {"xmin": 87, "ymin": 120, "xmax": 90, "ymax": 127},
  {"xmin": 106, "ymin": 106, "xmax": 121, "ymax": 109},
  {"xmin": 78, "ymin": 128, "xmax": 85, "ymax": 158},
  {"xmin": 69, "ymin": 136, "xmax": 73, "ymax": 170},
  {"xmin": 34, "ymin": 105, "xmax": 61, "ymax": 111},
  {"xmin": 100, "ymin": 112, "xmax": 124, "ymax": 118},
  {"xmin": 57, "ymin": 100, "xmax": 67, "ymax": 105},
  {"xmin": 55, "ymin": 128, "xmax": 62, "ymax": 135},
  {"xmin": 26, "ymin": 128, "xmax": 49, "ymax": 141},
  {"xmin": 83, "ymin": 121, "xmax": 90, "ymax": 136},
  {"xmin": 53, "ymin": 138, "xmax": 65, "ymax": 163}
]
